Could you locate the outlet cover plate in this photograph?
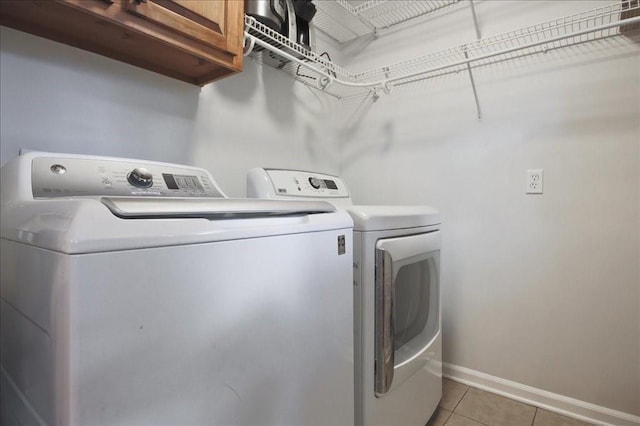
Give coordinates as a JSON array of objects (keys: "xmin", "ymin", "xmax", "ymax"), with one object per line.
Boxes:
[{"xmin": 526, "ymin": 169, "xmax": 544, "ymax": 194}]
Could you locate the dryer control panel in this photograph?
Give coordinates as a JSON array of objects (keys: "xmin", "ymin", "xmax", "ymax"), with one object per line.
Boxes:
[
  {"xmin": 29, "ymin": 155, "xmax": 226, "ymax": 198},
  {"xmin": 247, "ymin": 168, "xmax": 351, "ymax": 201}
]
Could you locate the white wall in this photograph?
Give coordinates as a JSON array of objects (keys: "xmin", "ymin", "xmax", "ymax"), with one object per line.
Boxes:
[
  {"xmin": 338, "ymin": 0, "xmax": 640, "ymax": 418},
  {"xmin": 0, "ymin": 26, "xmax": 341, "ymax": 196},
  {"xmin": 189, "ymin": 55, "xmax": 343, "ymax": 196},
  {"xmin": 0, "ymin": 27, "xmax": 200, "ymax": 166}
]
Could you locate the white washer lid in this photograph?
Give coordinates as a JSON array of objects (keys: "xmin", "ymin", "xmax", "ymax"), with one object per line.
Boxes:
[
  {"xmin": 345, "ymin": 205, "xmax": 440, "ymax": 231},
  {"xmin": 0, "ymin": 198, "xmax": 353, "ymax": 254}
]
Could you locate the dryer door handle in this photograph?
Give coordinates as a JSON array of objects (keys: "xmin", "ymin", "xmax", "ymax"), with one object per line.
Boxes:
[{"xmin": 374, "ymin": 248, "xmax": 394, "ymax": 397}]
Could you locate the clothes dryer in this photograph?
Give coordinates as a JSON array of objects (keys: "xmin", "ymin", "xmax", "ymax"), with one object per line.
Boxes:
[
  {"xmin": 0, "ymin": 153, "xmax": 355, "ymax": 426},
  {"xmin": 247, "ymin": 168, "xmax": 442, "ymax": 426}
]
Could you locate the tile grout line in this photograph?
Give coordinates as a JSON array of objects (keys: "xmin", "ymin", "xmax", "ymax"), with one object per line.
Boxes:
[
  {"xmin": 449, "ymin": 411, "xmax": 492, "ymax": 426},
  {"xmin": 449, "ymin": 383, "xmax": 539, "ymax": 426},
  {"xmin": 439, "ymin": 381, "xmax": 473, "ymax": 426},
  {"xmin": 451, "ymin": 384, "xmax": 472, "ymax": 413},
  {"xmin": 443, "ymin": 385, "xmax": 490, "ymax": 426},
  {"xmin": 440, "ymin": 407, "xmax": 454, "ymax": 426},
  {"xmin": 531, "ymin": 407, "xmax": 539, "ymax": 426},
  {"xmin": 443, "ymin": 381, "xmax": 595, "ymax": 426}
]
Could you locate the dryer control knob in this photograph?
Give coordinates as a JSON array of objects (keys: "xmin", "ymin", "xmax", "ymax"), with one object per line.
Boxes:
[
  {"xmin": 127, "ymin": 167, "xmax": 153, "ymax": 188},
  {"xmin": 309, "ymin": 177, "xmax": 321, "ymax": 189}
]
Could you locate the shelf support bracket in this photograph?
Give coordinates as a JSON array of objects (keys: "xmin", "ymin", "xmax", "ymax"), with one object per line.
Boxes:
[
  {"xmin": 463, "ymin": 47, "xmax": 481, "ymax": 119},
  {"xmin": 243, "ymin": 34, "xmax": 255, "ymax": 57},
  {"xmin": 469, "ymin": 0, "xmax": 481, "ymax": 40}
]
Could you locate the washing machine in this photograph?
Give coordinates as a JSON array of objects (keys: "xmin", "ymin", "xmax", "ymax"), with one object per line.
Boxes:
[
  {"xmin": 0, "ymin": 152, "xmax": 355, "ymax": 426},
  {"xmin": 247, "ymin": 168, "xmax": 442, "ymax": 426}
]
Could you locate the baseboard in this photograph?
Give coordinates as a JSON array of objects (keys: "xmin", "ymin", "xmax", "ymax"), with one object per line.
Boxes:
[{"xmin": 442, "ymin": 363, "xmax": 640, "ymax": 426}]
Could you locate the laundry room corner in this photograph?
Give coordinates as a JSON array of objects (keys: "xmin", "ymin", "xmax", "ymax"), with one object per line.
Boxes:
[
  {"xmin": 337, "ymin": 0, "xmax": 640, "ymax": 422},
  {"xmin": 1, "ymin": 0, "xmax": 639, "ymax": 425},
  {"xmin": 187, "ymin": 41, "xmax": 346, "ymax": 197}
]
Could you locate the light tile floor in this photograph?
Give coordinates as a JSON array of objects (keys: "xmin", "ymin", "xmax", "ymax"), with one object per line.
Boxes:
[{"xmin": 426, "ymin": 379, "xmax": 595, "ymax": 426}]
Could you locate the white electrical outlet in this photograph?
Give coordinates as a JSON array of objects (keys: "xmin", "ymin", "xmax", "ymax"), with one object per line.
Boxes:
[{"xmin": 526, "ymin": 169, "xmax": 544, "ymax": 194}]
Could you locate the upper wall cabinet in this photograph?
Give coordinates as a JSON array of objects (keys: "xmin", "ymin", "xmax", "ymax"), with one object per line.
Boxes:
[{"xmin": 0, "ymin": 0, "xmax": 244, "ymax": 86}]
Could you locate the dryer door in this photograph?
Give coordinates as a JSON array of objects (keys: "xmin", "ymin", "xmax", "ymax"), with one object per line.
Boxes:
[{"xmin": 374, "ymin": 230, "xmax": 440, "ymax": 397}]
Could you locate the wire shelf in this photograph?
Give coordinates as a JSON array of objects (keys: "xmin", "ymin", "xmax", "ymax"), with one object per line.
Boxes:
[
  {"xmin": 311, "ymin": 0, "xmax": 374, "ymax": 44},
  {"xmin": 354, "ymin": 0, "xmax": 461, "ymax": 30},
  {"xmin": 312, "ymin": 0, "xmax": 461, "ymax": 43},
  {"xmin": 355, "ymin": 1, "xmax": 639, "ymax": 85},
  {"xmin": 244, "ymin": 1, "xmax": 640, "ymax": 100}
]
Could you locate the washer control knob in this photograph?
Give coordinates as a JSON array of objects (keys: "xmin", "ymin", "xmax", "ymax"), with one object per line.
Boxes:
[
  {"xmin": 127, "ymin": 167, "xmax": 153, "ymax": 188},
  {"xmin": 309, "ymin": 177, "xmax": 321, "ymax": 189}
]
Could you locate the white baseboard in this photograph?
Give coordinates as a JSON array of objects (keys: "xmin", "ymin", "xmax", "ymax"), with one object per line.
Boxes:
[{"xmin": 442, "ymin": 363, "xmax": 640, "ymax": 426}]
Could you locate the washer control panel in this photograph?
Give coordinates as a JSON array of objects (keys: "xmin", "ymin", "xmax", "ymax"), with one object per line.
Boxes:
[
  {"xmin": 31, "ymin": 156, "xmax": 225, "ymax": 198},
  {"xmin": 247, "ymin": 168, "xmax": 350, "ymax": 199}
]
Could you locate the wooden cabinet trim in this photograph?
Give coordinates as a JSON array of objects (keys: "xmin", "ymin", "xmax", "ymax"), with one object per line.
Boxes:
[{"xmin": 0, "ymin": 0, "xmax": 244, "ymax": 85}]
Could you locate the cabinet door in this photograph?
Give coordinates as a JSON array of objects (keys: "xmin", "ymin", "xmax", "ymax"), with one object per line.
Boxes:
[{"xmin": 125, "ymin": 0, "xmax": 233, "ymax": 51}]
